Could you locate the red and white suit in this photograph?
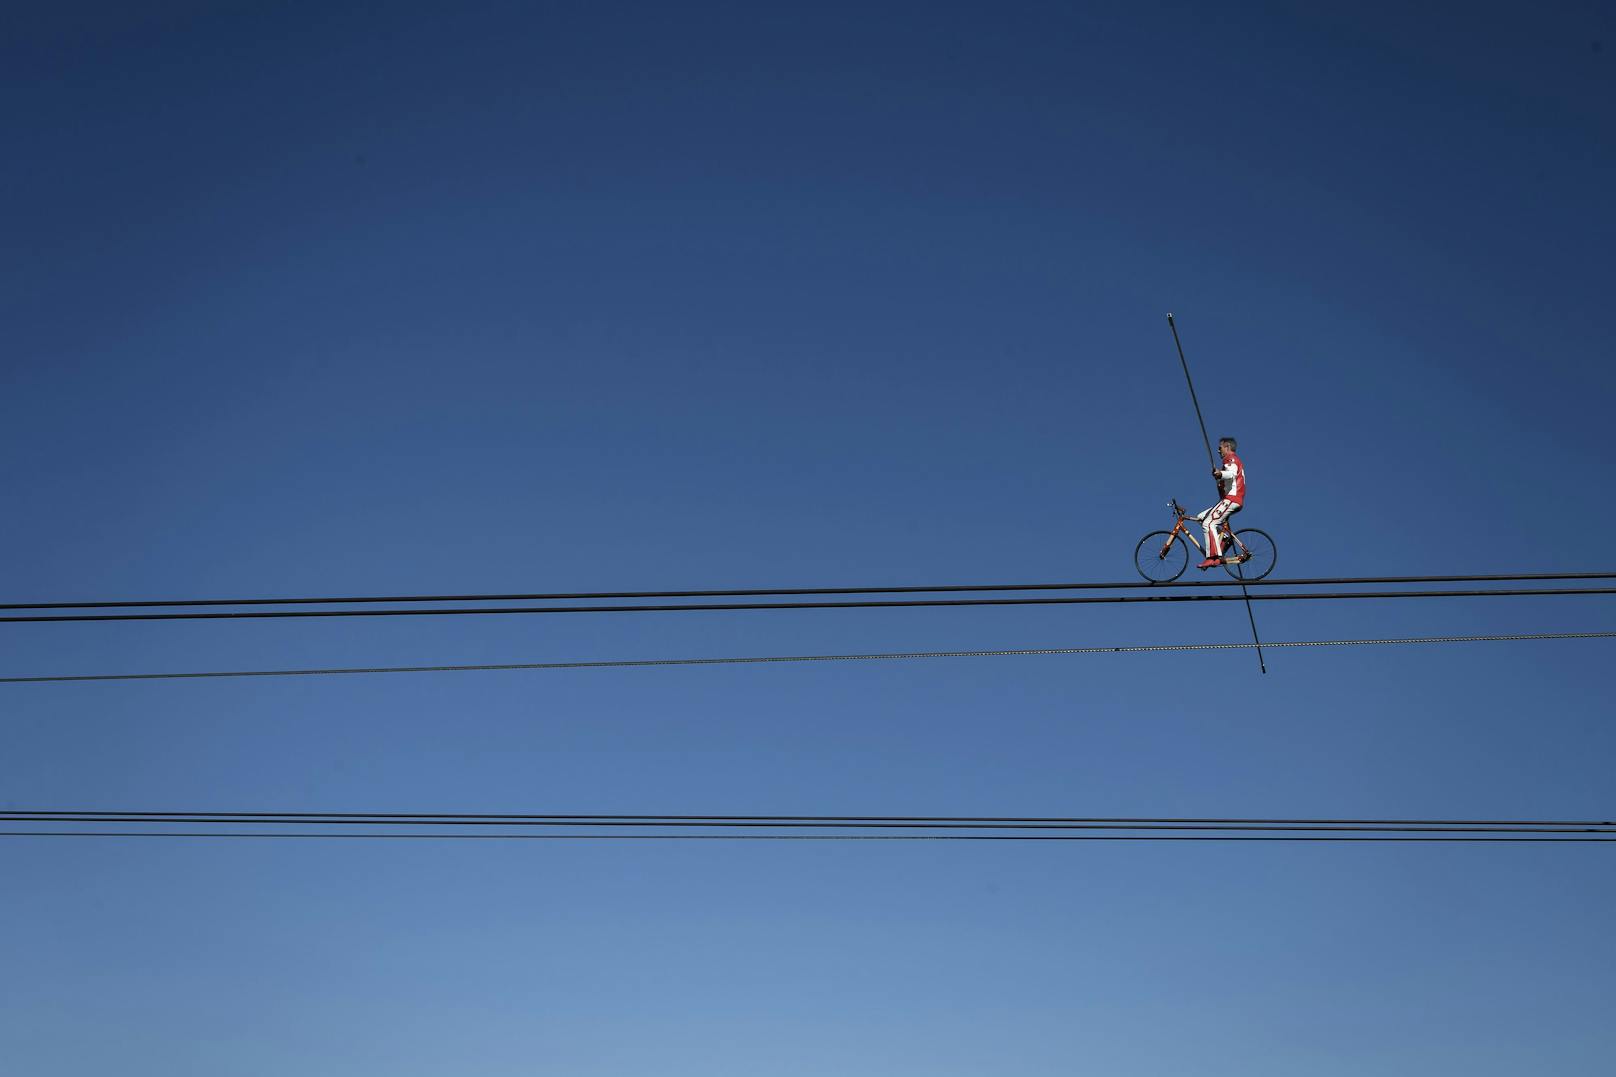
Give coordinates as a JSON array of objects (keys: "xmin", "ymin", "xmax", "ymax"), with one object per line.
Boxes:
[{"xmin": 1196, "ymin": 453, "xmax": 1245, "ymax": 557}]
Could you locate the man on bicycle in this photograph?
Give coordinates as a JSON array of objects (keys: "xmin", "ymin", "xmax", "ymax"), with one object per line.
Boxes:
[{"xmin": 1195, "ymin": 437, "xmax": 1245, "ymax": 570}]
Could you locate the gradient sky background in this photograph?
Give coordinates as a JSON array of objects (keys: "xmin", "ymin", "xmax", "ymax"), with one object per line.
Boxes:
[{"xmin": 3, "ymin": 2, "xmax": 1614, "ymax": 1073}]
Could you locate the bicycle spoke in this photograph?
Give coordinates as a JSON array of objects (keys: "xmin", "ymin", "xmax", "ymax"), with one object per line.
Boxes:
[
  {"xmin": 1223, "ymin": 529, "xmax": 1277, "ymax": 581},
  {"xmin": 1135, "ymin": 530, "xmax": 1188, "ymax": 582}
]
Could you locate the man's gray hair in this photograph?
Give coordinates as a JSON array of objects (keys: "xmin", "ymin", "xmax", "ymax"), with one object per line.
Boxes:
[{"xmin": 1218, "ymin": 436, "xmax": 1238, "ymax": 450}]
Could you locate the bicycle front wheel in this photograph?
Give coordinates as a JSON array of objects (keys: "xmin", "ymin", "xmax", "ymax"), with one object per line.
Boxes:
[
  {"xmin": 1134, "ymin": 530, "xmax": 1187, "ymax": 582},
  {"xmin": 1223, "ymin": 528, "xmax": 1277, "ymax": 581}
]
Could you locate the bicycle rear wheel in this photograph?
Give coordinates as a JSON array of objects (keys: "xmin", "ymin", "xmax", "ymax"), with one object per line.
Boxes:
[
  {"xmin": 1134, "ymin": 531, "xmax": 1187, "ymax": 582},
  {"xmin": 1223, "ymin": 528, "xmax": 1277, "ymax": 581}
]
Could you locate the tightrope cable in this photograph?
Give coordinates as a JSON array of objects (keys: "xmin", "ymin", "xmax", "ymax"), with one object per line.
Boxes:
[
  {"xmin": 8, "ymin": 571, "xmax": 1612, "ymax": 611},
  {"xmin": 3, "ymin": 587, "xmax": 1614, "ymax": 623}
]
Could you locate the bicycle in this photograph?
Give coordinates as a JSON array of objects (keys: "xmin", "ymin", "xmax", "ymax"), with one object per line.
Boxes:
[{"xmin": 1133, "ymin": 498, "xmax": 1277, "ymax": 582}]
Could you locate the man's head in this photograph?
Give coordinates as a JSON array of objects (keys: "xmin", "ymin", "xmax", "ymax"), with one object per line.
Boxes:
[{"xmin": 1218, "ymin": 437, "xmax": 1237, "ymax": 458}]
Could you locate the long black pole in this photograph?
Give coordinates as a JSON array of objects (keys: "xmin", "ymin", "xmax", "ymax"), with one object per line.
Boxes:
[{"xmin": 1166, "ymin": 313, "xmax": 1267, "ymax": 674}]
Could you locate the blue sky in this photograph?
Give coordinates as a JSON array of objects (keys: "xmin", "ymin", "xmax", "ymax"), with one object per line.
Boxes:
[{"xmin": 3, "ymin": 2, "xmax": 1613, "ymax": 1073}]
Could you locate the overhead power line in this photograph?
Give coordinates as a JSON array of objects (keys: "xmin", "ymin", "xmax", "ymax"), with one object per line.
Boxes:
[
  {"xmin": 4, "ymin": 586, "xmax": 1615, "ymax": 624},
  {"xmin": 8, "ymin": 831, "xmax": 1610, "ymax": 842},
  {"xmin": 7, "ymin": 811, "xmax": 1610, "ymax": 833},
  {"xmin": 4, "ymin": 571, "xmax": 1610, "ymax": 611},
  {"xmin": 16, "ymin": 811, "xmax": 1607, "ymax": 826},
  {"xmin": 4, "ymin": 631, "xmax": 1612, "ymax": 685},
  {"xmin": 5, "ymin": 811, "xmax": 1611, "ymax": 842}
]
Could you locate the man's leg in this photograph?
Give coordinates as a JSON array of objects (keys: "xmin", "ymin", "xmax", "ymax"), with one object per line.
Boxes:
[
  {"xmin": 1200, "ymin": 500, "xmax": 1234, "ymax": 564},
  {"xmin": 1221, "ymin": 504, "xmax": 1241, "ymax": 556}
]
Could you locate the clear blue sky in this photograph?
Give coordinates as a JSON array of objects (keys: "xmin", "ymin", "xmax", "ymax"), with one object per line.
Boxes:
[{"xmin": 4, "ymin": 2, "xmax": 1613, "ymax": 1073}]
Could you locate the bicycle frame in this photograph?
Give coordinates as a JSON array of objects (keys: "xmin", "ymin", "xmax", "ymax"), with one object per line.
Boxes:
[{"xmin": 1162, "ymin": 505, "xmax": 1252, "ymax": 564}]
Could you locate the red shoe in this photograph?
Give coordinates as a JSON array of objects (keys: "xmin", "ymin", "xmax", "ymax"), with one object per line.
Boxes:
[{"xmin": 1197, "ymin": 557, "xmax": 1221, "ymax": 570}]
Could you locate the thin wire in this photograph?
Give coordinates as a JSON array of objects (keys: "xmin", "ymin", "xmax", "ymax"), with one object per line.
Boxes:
[
  {"xmin": 12, "ymin": 811, "xmax": 1609, "ymax": 826},
  {"xmin": 4, "ymin": 631, "xmax": 1612, "ymax": 684},
  {"xmin": 3, "ymin": 572, "xmax": 1612, "ymax": 611},
  {"xmin": 7, "ymin": 816, "xmax": 1608, "ymax": 834},
  {"xmin": 2, "ymin": 831, "xmax": 1609, "ymax": 842},
  {"xmin": 4, "ymin": 587, "xmax": 1615, "ymax": 623}
]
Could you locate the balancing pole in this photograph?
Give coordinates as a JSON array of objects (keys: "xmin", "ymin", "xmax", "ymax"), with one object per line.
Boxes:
[{"xmin": 1166, "ymin": 313, "xmax": 1267, "ymax": 673}]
